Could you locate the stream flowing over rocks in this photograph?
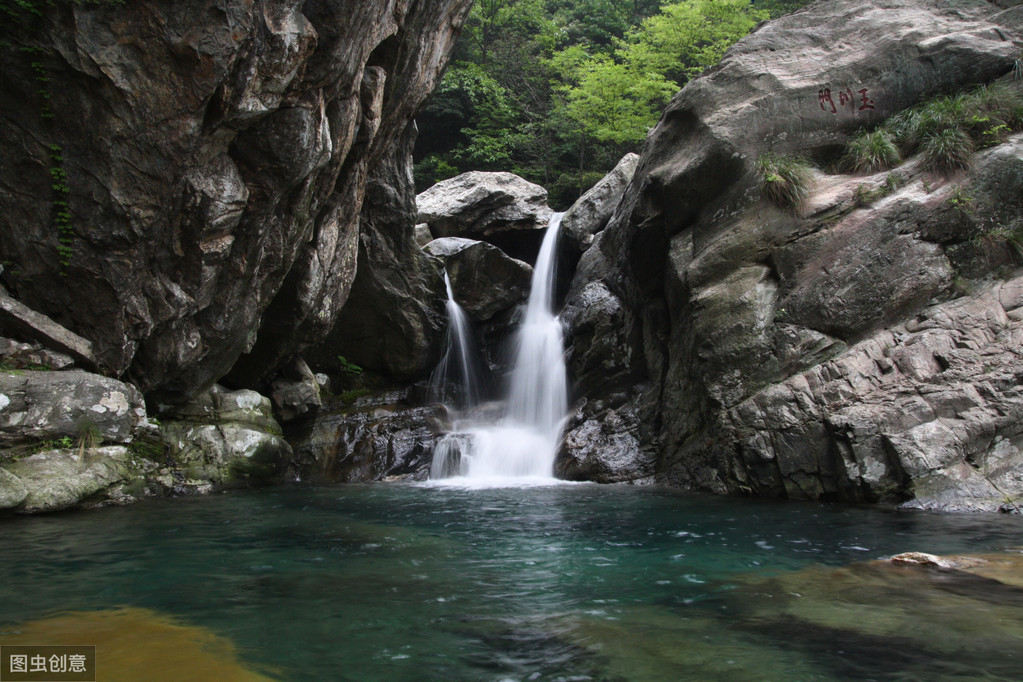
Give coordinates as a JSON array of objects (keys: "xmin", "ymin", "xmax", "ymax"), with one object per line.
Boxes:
[{"xmin": 3, "ymin": 0, "xmax": 1023, "ymax": 513}]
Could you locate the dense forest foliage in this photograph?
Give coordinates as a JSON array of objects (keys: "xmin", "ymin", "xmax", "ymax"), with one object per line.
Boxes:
[{"xmin": 413, "ymin": 0, "xmax": 811, "ymax": 207}]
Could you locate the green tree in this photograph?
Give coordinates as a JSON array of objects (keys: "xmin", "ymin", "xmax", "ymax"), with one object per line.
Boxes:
[
  {"xmin": 414, "ymin": 0, "xmax": 810, "ymax": 205},
  {"xmin": 563, "ymin": 54, "xmax": 675, "ymax": 144},
  {"xmin": 622, "ymin": 0, "xmax": 766, "ymax": 87}
]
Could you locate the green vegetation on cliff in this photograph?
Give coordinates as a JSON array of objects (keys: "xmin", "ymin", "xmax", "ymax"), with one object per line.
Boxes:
[{"xmin": 414, "ymin": 0, "xmax": 810, "ymax": 206}]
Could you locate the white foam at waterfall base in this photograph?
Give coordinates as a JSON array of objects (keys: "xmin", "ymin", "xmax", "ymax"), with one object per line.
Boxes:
[{"xmin": 428, "ymin": 212, "xmax": 569, "ymax": 487}]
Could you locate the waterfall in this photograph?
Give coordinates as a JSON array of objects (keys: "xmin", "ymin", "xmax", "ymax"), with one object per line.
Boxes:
[
  {"xmin": 428, "ymin": 272, "xmax": 485, "ymax": 410},
  {"xmin": 429, "ymin": 213, "xmax": 567, "ymax": 483}
]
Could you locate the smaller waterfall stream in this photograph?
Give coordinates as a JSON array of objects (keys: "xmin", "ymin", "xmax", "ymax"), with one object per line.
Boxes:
[
  {"xmin": 429, "ymin": 213, "xmax": 568, "ymax": 483},
  {"xmin": 428, "ymin": 272, "xmax": 485, "ymax": 410}
]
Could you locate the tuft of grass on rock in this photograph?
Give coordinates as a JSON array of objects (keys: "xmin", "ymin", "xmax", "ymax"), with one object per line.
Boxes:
[
  {"xmin": 756, "ymin": 153, "xmax": 813, "ymax": 208},
  {"xmin": 921, "ymin": 127, "xmax": 974, "ymax": 173},
  {"xmin": 845, "ymin": 129, "xmax": 901, "ymax": 173},
  {"xmin": 877, "ymin": 80, "xmax": 1023, "ymax": 175}
]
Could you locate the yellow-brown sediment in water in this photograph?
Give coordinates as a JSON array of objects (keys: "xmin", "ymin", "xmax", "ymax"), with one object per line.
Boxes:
[{"xmin": 0, "ymin": 607, "xmax": 277, "ymax": 681}]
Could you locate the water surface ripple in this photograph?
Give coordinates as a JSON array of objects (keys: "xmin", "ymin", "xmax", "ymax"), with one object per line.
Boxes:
[{"xmin": 3, "ymin": 484, "xmax": 1023, "ymax": 680}]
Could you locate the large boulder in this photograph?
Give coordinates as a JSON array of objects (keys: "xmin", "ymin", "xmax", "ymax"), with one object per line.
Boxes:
[
  {"xmin": 416, "ymin": 171, "xmax": 553, "ymax": 264},
  {"xmin": 560, "ymin": 153, "xmax": 639, "ymax": 254},
  {"xmin": 156, "ymin": 385, "xmax": 292, "ymax": 490},
  {"xmin": 0, "ymin": 370, "xmax": 146, "ymax": 449},
  {"xmin": 564, "ymin": 0, "xmax": 1023, "ymax": 508},
  {"xmin": 424, "ymin": 237, "xmax": 532, "ymax": 321},
  {"xmin": 0, "ymin": 0, "xmax": 472, "ymax": 400},
  {"xmin": 716, "ymin": 275, "xmax": 1023, "ymax": 511},
  {"xmin": 3, "ymin": 446, "xmax": 149, "ymax": 513}
]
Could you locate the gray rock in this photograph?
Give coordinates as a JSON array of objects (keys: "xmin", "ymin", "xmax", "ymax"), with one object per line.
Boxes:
[
  {"xmin": 562, "ymin": 0, "xmax": 1023, "ymax": 507},
  {"xmin": 0, "ymin": 337, "xmax": 74, "ymax": 371},
  {"xmin": 4, "ymin": 446, "xmax": 145, "ymax": 513},
  {"xmin": 424, "ymin": 237, "xmax": 532, "ymax": 321},
  {"xmin": 158, "ymin": 385, "xmax": 291, "ymax": 487},
  {"xmin": 416, "ymin": 171, "xmax": 553, "ymax": 263},
  {"xmin": 319, "ymin": 125, "xmax": 447, "ymax": 380},
  {"xmin": 0, "ymin": 467, "xmax": 28, "ymax": 509},
  {"xmin": 556, "ymin": 397, "xmax": 655, "ymax": 483},
  {"xmin": 0, "ymin": 370, "xmax": 146, "ymax": 449},
  {"xmin": 415, "ymin": 223, "xmax": 434, "ymax": 247},
  {"xmin": 562, "ymin": 281, "xmax": 635, "ymax": 398},
  {"xmin": 718, "ymin": 277, "xmax": 1023, "ymax": 510},
  {"xmin": 561, "ymin": 153, "xmax": 639, "ymax": 254},
  {"xmin": 0, "ymin": 289, "xmax": 95, "ymax": 370},
  {"xmin": 269, "ymin": 356, "xmax": 322, "ymax": 422},
  {"xmin": 0, "ymin": 0, "xmax": 472, "ymax": 398}
]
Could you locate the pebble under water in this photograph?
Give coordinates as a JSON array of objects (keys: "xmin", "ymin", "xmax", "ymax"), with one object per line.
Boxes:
[{"xmin": 2, "ymin": 483, "xmax": 1023, "ymax": 680}]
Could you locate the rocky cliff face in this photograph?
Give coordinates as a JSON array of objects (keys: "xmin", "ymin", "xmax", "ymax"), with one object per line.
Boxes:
[
  {"xmin": 563, "ymin": 0, "xmax": 1023, "ymax": 510},
  {"xmin": 0, "ymin": 0, "xmax": 471, "ymax": 401}
]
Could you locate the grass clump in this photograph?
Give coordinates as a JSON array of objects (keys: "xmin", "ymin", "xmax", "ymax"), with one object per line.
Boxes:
[
  {"xmin": 983, "ymin": 225, "xmax": 1023, "ymax": 259},
  {"xmin": 845, "ymin": 129, "xmax": 900, "ymax": 173},
  {"xmin": 876, "ymin": 80, "xmax": 1023, "ymax": 175},
  {"xmin": 946, "ymin": 184, "xmax": 975, "ymax": 211},
  {"xmin": 921, "ymin": 127, "xmax": 975, "ymax": 173},
  {"xmin": 852, "ymin": 172, "xmax": 906, "ymax": 208},
  {"xmin": 756, "ymin": 153, "xmax": 813, "ymax": 208}
]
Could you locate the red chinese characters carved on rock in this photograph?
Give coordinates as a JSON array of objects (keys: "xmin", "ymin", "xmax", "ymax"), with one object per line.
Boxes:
[{"xmin": 819, "ymin": 87, "xmax": 875, "ymax": 114}]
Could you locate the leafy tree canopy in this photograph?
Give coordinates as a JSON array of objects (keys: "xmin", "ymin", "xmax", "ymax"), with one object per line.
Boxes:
[{"xmin": 415, "ymin": 0, "xmax": 809, "ymax": 207}]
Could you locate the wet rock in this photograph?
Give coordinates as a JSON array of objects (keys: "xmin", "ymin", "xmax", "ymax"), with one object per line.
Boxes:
[
  {"xmin": 561, "ymin": 153, "xmax": 638, "ymax": 254},
  {"xmin": 557, "ymin": 397, "xmax": 655, "ymax": 484},
  {"xmin": 416, "ymin": 171, "xmax": 552, "ymax": 263},
  {"xmin": 562, "ymin": 280, "xmax": 636, "ymax": 399},
  {"xmin": 0, "ymin": 370, "xmax": 146, "ymax": 449},
  {"xmin": 288, "ymin": 388, "xmax": 443, "ymax": 482},
  {"xmin": 424, "ymin": 237, "xmax": 532, "ymax": 321}
]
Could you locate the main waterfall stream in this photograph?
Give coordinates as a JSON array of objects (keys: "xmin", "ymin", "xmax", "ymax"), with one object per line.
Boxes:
[{"xmin": 430, "ymin": 213, "xmax": 567, "ymax": 483}]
